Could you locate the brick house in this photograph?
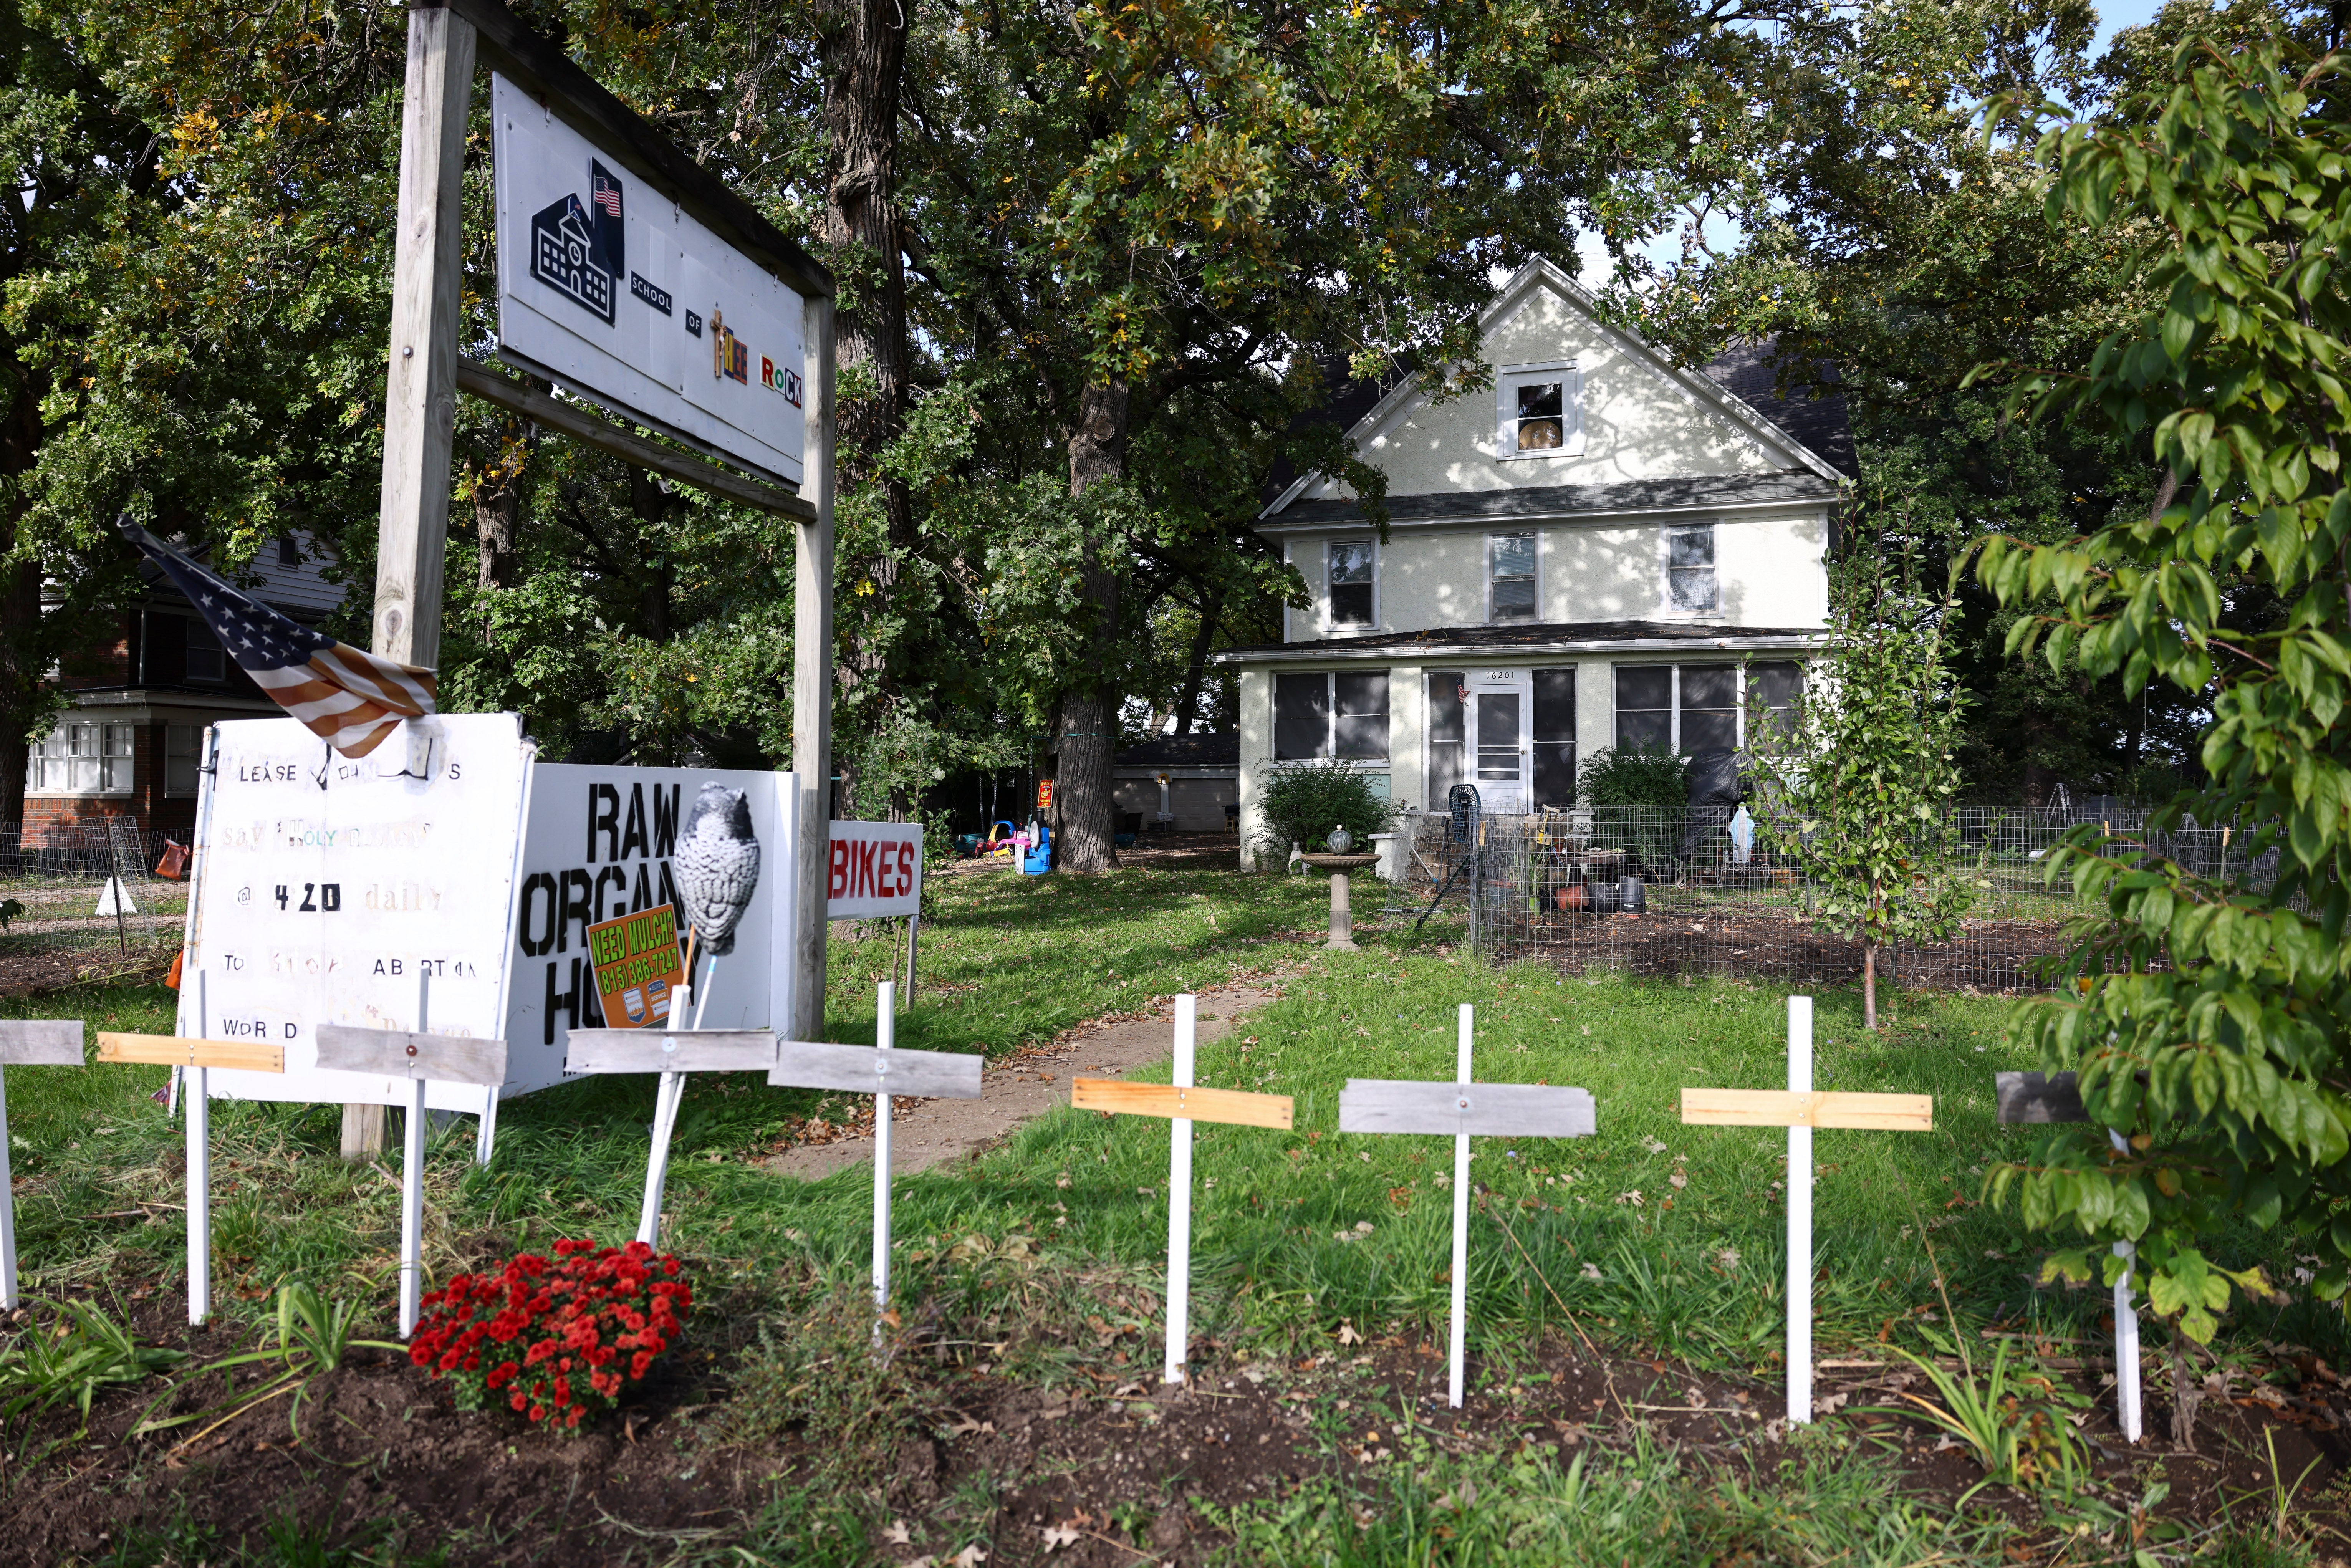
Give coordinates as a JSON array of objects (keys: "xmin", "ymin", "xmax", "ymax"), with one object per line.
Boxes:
[{"xmin": 21, "ymin": 534, "xmax": 346, "ymax": 848}]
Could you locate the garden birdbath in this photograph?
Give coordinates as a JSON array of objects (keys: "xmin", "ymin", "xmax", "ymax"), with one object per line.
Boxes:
[{"xmin": 1299, "ymin": 853, "xmax": 1380, "ymax": 949}]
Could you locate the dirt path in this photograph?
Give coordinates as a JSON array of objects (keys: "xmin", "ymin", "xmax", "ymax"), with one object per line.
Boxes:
[{"xmin": 764, "ymin": 980, "xmax": 1286, "ymax": 1181}]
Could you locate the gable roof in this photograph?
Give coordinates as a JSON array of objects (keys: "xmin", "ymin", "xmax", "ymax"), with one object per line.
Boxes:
[{"xmin": 1262, "ymin": 257, "xmax": 1850, "ymax": 518}]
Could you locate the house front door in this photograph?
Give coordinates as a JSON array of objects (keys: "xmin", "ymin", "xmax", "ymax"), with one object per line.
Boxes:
[{"xmin": 1463, "ymin": 669, "xmax": 1532, "ymax": 814}]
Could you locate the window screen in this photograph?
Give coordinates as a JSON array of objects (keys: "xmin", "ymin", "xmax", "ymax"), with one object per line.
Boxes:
[
  {"xmin": 1679, "ymin": 664, "xmax": 1739, "ymax": 751},
  {"xmin": 1490, "ymin": 533, "xmax": 1536, "ymax": 621},
  {"xmin": 1749, "ymin": 661, "xmax": 1804, "ymax": 742},
  {"xmin": 1332, "ymin": 673, "xmax": 1388, "ymax": 760},
  {"xmin": 1427, "ymin": 672, "xmax": 1467, "ymax": 804},
  {"xmin": 1666, "ymin": 524, "xmax": 1718, "ymax": 613},
  {"xmin": 1328, "ymin": 541, "xmax": 1374, "ymax": 628},
  {"xmin": 1275, "ymin": 673, "xmax": 1331, "ymax": 760},
  {"xmin": 1531, "ymin": 668, "xmax": 1576, "ymax": 808},
  {"xmin": 1614, "ymin": 666, "xmax": 1672, "ymax": 751}
]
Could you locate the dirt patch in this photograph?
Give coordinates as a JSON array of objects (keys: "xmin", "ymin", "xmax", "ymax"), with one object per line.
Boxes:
[
  {"xmin": 765, "ymin": 981, "xmax": 1286, "ymax": 1182},
  {"xmin": 0, "ymin": 940, "xmax": 177, "ymax": 1000}
]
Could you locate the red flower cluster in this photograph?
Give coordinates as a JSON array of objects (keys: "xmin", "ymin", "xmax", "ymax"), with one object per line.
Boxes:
[{"xmin": 408, "ymin": 1239, "xmax": 692, "ymax": 1431}]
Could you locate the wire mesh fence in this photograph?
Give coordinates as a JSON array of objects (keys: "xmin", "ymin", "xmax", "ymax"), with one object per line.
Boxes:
[
  {"xmin": 1381, "ymin": 804, "xmax": 2269, "ymax": 993},
  {"xmin": 0, "ymin": 820, "xmax": 188, "ymax": 957}
]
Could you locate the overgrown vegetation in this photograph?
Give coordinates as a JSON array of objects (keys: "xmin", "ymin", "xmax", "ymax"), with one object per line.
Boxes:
[
  {"xmin": 1574, "ymin": 743, "xmax": 1687, "ymax": 810},
  {"xmin": 1248, "ymin": 759, "xmax": 1394, "ymax": 861}
]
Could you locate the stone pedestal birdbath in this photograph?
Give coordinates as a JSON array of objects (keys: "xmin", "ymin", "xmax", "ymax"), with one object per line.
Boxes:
[{"xmin": 1300, "ymin": 852, "xmax": 1380, "ymax": 948}]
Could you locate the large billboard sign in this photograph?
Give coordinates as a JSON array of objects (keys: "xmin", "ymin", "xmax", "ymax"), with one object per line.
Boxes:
[{"xmin": 492, "ymin": 74, "xmax": 806, "ymax": 487}]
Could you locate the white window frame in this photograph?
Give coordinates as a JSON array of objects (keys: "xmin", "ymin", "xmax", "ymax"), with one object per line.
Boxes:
[
  {"xmin": 1661, "ymin": 521, "xmax": 1721, "ymax": 618},
  {"xmin": 1322, "ymin": 536, "xmax": 1379, "ymax": 634},
  {"xmin": 1493, "ymin": 360, "xmax": 1586, "ymax": 460},
  {"xmin": 1611, "ymin": 662, "xmax": 1748, "ymax": 752},
  {"xmin": 26, "ymin": 719, "xmax": 136, "ymax": 797},
  {"xmin": 1486, "ymin": 531, "xmax": 1540, "ymax": 624}
]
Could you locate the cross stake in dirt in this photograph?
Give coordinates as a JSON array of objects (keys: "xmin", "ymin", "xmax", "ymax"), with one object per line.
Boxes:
[
  {"xmin": 1072, "ymin": 995, "xmax": 1294, "ymax": 1383},
  {"xmin": 1338, "ymin": 1003, "xmax": 1597, "ymax": 1407},
  {"xmin": 1679, "ymin": 996, "xmax": 1933, "ymax": 1425},
  {"xmin": 0, "ymin": 1020, "xmax": 85, "ymax": 1308},
  {"xmin": 1995, "ymin": 1070, "xmax": 2142, "ymax": 1443}
]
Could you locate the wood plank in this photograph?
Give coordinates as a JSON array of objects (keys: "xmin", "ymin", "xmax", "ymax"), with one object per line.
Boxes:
[
  {"xmin": 765, "ymin": 1040, "xmax": 981, "ymax": 1100},
  {"xmin": 1337, "ymin": 1080, "xmax": 1597, "ymax": 1139},
  {"xmin": 1070, "ymin": 1080, "xmax": 1294, "ymax": 1130},
  {"xmin": 1995, "ymin": 1071, "xmax": 2089, "ymax": 1125},
  {"xmin": 0, "ymin": 1020, "xmax": 84, "ymax": 1066},
  {"xmin": 1679, "ymin": 1088, "xmax": 1933, "ymax": 1131},
  {"xmin": 96, "ymin": 1034, "xmax": 285, "ymax": 1073},
  {"xmin": 439, "ymin": 0, "xmax": 834, "ymax": 301},
  {"xmin": 314, "ymin": 1026, "xmax": 509, "ymax": 1087},
  {"xmin": 457, "ymin": 359, "xmax": 816, "ymax": 521},
  {"xmin": 565, "ymin": 1028, "xmax": 778, "ymax": 1075}
]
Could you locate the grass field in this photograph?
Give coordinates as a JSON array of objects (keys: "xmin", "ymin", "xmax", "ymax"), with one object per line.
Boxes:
[{"xmin": 0, "ymin": 857, "xmax": 2337, "ymax": 1565}]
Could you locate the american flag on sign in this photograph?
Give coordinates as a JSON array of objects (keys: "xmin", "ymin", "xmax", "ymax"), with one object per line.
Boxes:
[
  {"xmin": 592, "ymin": 165, "xmax": 623, "ymax": 218},
  {"xmin": 117, "ymin": 521, "xmax": 436, "ymax": 760}
]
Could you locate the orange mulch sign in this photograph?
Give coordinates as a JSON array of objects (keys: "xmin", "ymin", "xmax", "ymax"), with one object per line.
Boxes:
[{"xmin": 584, "ymin": 906, "xmax": 685, "ymax": 1030}]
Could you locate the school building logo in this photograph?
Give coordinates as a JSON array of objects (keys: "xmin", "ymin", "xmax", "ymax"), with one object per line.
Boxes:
[{"xmin": 530, "ymin": 160, "xmax": 626, "ymax": 325}]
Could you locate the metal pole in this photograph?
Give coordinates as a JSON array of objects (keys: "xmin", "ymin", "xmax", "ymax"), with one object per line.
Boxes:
[
  {"xmin": 2109, "ymin": 1129, "xmax": 2142, "ymax": 1442},
  {"xmin": 904, "ymin": 914, "xmax": 920, "ymax": 1002},
  {"xmin": 872, "ymin": 979, "xmax": 895, "ymax": 1343},
  {"xmin": 792, "ymin": 297, "xmax": 838, "ymax": 1042},
  {"xmin": 1787, "ymin": 995, "xmax": 1813, "ymax": 1425},
  {"xmin": 187, "ymin": 1063, "xmax": 210, "ymax": 1326},
  {"xmin": 1449, "ymin": 1002, "xmax": 1472, "ymax": 1408},
  {"xmin": 1164, "ymin": 994, "xmax": 1195, "ymax": 1384},
  {"xmin": 400, "ymin": 1075, "xmax": 426, "ymax": 1336}
]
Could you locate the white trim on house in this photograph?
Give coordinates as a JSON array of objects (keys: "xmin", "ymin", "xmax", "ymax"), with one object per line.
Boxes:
[
  {"xmin": 1253, "ymin": 497, "xmax": 1831, "ymax": 536},
  {"xmin": 1214, "ymin": 630, "xmax": 1826, "ymax": 666}
]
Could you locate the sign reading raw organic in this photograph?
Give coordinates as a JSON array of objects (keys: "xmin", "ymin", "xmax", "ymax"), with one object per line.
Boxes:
[
  {"xmin": 826, "ymin": 822, "xmax": 922, "ymax": 921},
  {"xmin": 491, "ymin": 74, "xmax": 806, "ymax": 487},
  {"xmin": 584, "ymin": 906, "xmax": 685, "ymax": 1029}
]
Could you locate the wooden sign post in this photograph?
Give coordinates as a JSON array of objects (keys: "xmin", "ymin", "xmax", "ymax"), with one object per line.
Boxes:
[
  {"xmin": 1337, "ymin": 1003, "xmax": 1598, "ymax": 1407},
  {"xmin": 0, "ymin": 1021, "xmax": 85, "ymax": 1308},
  {"xmin": 1072, "ymin": 995, "xmax": 1294, "ymax": 1383},
  {"xmin": 1995, "ymin": 1070, "xmax": 2141, "ymax": 1443},
  {"xmin": 99, "ymin": 1028, "xmax": 286, "ymax": 1326},
  {"xmin": 1678, "ymin": 997, "xmax": 1933, "ymax": 1425},
  {"xmin": 565, "ymin": 1018, "xmax": 784, "ymax": 1248},
  {"xmin": 314, "ymin": 1014, "xmax": 509, "ymax": 1337}
]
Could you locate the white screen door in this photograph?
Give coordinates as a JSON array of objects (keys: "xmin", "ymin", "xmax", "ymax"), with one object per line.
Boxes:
[{"xmin": 1465, "ymin": 674, "xmax": 1530, "ymax": 813}]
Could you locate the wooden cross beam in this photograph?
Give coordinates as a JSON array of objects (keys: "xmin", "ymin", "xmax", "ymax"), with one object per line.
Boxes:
[
  {"xmin": 0, "ymin": 1022, "xmax": 85, "ymax": 1309},
  {"xmin": 315, "ymin": 1024, "xmax": 509, "ymax": 1338},
  {"xmin": 1678, "ymin": 997, "xmax": 1934, "ymax": 1426},
  {"xmin": 1072, "ymin": 997, "xmax": 1295, "ymax": 1383},
  {"xmin": 1994, "ymin": 1070, "xmax": 2141, "ymax": 1443},
  {"xmin": 1336, "ymin": 1004, "xmax": 1597, "ymax": 1408},
  {"xmin": 96, "ymin": 1034, "xmax": 285, "ymax": 1073}
]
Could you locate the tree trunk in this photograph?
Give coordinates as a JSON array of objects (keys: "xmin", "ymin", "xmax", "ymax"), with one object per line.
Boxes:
[
  {"xmin": 1862, "ymin": 942, "xmax": 1877, "ymax": 1030},
  {"xmin": 1058, "ymin": 377, "xmax": 1129, "ymax": 874},
  {"xmin": 473, "ymin": 409, "xmax": 532, "ymax": 594},
  {"xmin": 1173, "ymin": 584, "xmax": 1220, "ymax": 738},
  {"xmin": 0, "ymin": 376, "xmax": 48, "ymax": 829},
  {"xmin": 629, "ymin": 469, "xmax": 673, "ymax": 643}
]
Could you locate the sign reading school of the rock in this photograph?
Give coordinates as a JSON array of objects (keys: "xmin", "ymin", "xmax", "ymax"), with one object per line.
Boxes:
[
  {"xmin": 491, "ymin": 73, "xmax": 806, "ymax": 487},
  {"xmin": 177, "ymin": 713, "xmax": 799, "ymax": 1111}
]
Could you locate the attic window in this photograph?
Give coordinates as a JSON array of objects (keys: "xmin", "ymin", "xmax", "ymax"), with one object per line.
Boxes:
[
  {"xmin": 1495, "ymin": 363, "xmax": 1584, "ymax": 459},
  {"xmin": 1515, "ymin": 384, "xmax": 1564, "ymax": 450},
  {"xmin": 277, "ymin": 535, "xmax": 299, "ymax": 568}
]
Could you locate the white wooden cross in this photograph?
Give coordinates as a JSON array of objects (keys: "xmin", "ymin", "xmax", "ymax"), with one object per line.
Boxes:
[
  {"xmin": 97, "ymin": 1029, "xmax": 285, "ymax": 1326},
  {"xmin": 0, "ymin": 1020, "xmax": 85, "ymax": 1309},
  {"xmin": 565, "ymin": 1015, "xmax": 781, "ymax": 1249},
  {"xmin": 1338, "ymin": 1003, "xmax": 1597, "ymax": 1407},
  {"xmin": 1071, "ymin": 994, "xmax": 1294, "ymax": 1383},
  {"xmin": 1995, "ymin": 1070, "xmax": 2142, "ymax": 1443},
  {"xmin": 1678, "ymin": 996, "xmax": 1933, "ymax": 1425},
  {"xmin": 313, "ymin": 1023, "xmax": 509, "ymax": 1337}
]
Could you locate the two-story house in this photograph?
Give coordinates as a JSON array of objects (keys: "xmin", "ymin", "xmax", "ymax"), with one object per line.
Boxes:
[
  {"xmin": 1217, "ymin": 258, "xmax": 1851, "ymax": 858},
  {"xmin": 22, "ymin": 534, "xmax": 346, "ymax": 848}
]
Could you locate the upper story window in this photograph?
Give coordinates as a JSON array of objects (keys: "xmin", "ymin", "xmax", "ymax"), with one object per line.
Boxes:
[
  {"xmin": 277, "ymin": 535, "xmax": 300, "ymax": 568},
  {"xmin": 1327, "ymin": 540, "xmax": 1375, "ymax": 629},
  {"xmin": 1665, "ymin": 523, "xmax": 1718, "ymax": 614},
  {"xmin": 1495, "ymin": 362, "xmax": 1584, "ymax": 459},
  {"xmin": 28, "ymin": 720, "xmax": 134, "ymax": 796},
  {"xmin": 1489, "ymin": 533, "xmax": 1537, "ymax": 621},
  {"xmin": 1275, "ymin": 671, "xmax": 1389, "ymax": 761},
  {"xmin": 184, "ymin": 616, "xmax": 227, "ymax": 684}
]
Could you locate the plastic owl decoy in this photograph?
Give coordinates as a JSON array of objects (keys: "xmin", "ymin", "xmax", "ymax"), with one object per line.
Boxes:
[{"xmin": 673, "ymin": 783, "xmax": 761, "ymax": 955}]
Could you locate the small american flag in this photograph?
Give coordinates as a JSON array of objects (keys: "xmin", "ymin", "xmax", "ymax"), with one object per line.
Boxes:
[
  {"xmin": 118, "ymin": 521, "xmax": 436, "ymax": 760},
  {"xmin": 592, "ymin": 165, "xmax": 623, "ymax": 218}
]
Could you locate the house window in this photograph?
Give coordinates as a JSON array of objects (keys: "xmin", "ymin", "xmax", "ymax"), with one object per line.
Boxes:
[
  {"xmin": 1489, "ymin": 533, "xmax": 1537, "ymax": 622},
  {"xmin": 1748, "ymin": 661, "xmax": 1805, "ymax": 742},
  {"xmin": 184, "ymin": 617, "xmax": 226, "ymax": 684},
  {"xmin": 165, "ymin": 724, "xmax": 204, "ymax": 796},
  {"xmin": 1328, "ymin": 541, "xmax": 1375, "ymax": 629},
  {"xmin": 27, "ymin": 720, "xmax": 134, "ymax": 795},
  {"xmin": 1532, "ymin": 668, "xmax": 1576, "ymax": 808},
  {"xmin": 1427, "ymin": 671, "xmax": 1467, "ymax": 803},
  {"xmin": 1495, "ymin": 363, "xmax": 1584, "ymax": 459},
  {"xmin": 1275, "ymin": 671, "xmax": 1389, "ymax": 760},
  {"xmin": 277, "ymin": 535, "xmax": 300, "ymax": 568},
  {"xmin": 1666, "ymin": 523, "xmax": 1718, "ymax": 614},
  {"xmin": 1613, "ymin": 662, "xmax": 1752, "ymax": 752}
]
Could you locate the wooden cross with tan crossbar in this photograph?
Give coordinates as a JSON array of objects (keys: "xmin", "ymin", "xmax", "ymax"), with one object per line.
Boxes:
[
  {"xmin": 1679, "ymin": 996, "xmax": 1933, "ymax": 1426},
  {"xmin": 0, "ymin": 1021, "xmax": 85, "ymax": 1309},
  {"xmin": 1072, "ymin": 995, "xmax": 1293, "ymax": 1384}
]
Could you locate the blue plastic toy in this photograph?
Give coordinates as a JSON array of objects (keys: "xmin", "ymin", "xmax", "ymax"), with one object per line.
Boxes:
[{"xmin": 1022, "ymin": 817, "xmax": 1052, "ymax": 875}]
